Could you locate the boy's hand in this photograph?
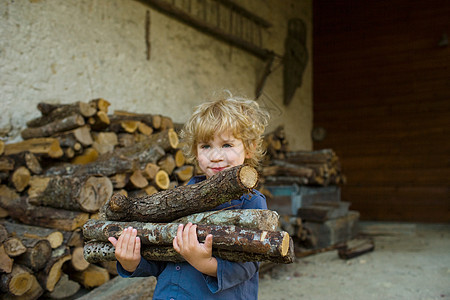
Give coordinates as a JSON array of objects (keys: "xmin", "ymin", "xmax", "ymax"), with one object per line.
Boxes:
[
  {"xmin": 173, "ymin": 223, "xmax": 217, "ymax": 277},
  {"xmin": 108, "ymin": 227, "xmax": 141, "ymax": 273}
]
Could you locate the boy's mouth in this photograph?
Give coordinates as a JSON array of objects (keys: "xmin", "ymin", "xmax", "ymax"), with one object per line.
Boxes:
[{"xmin": 210, "ymin": 167, "xmax": 227, "ymax": 172}]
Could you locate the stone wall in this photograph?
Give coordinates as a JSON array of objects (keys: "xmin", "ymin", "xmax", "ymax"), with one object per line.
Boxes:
[{"xmin": 0, "ymin": 0, "xmax": 312, "ymax": 150}]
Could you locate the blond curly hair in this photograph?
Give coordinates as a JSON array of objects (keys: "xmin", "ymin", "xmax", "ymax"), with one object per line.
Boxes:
[{"xmin": 180, "ymin": 94, "xmax": 270, "ymax": 168}]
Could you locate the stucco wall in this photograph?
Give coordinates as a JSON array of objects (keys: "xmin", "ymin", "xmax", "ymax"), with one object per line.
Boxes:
[{"xmin": 0, "ymin": 0, "xmax": 312, "ymax": 150}]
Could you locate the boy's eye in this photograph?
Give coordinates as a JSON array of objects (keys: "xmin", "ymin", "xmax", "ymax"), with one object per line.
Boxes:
[
  {"xmin": 222, "ymin": 143, "xmax": 232, "ymax": 148},
  {"xmin": 200, "ymin": 144, "xmax": 210, "ymax": 149}
]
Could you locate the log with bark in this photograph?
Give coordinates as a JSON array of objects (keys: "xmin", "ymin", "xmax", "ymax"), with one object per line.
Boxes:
[
  {"xmin": 74, "ymin": 273, "xmax": 156, "ymax": 300},
  {"xmin": 10, "ymin": 166, "xmax": 31, "ymax": 192},
  {"xmin": 21, "ymin": 114, "xmax": 86, "ymax": 140},
  {"xmin": 0, "ymin": 264, "xmax": 35, "ymax": 296},
  {"xmin": 91, "ymin": 132, "xmax": 118, "ymax": 155},
  {"xmin": 83, "ymin": 219, "xmax": 290, "ymax": 258},
  {"xmin": 14, "ymin": 237, "xmax": 52, "ymax": 272},
  {"xmin": 44, "ymin": 142, "xmax": 166, "ymax": 177},
  {"xmin": 3, "ymin": 237, "xmax": 26, "ymax": 257},
  {"xmin": 261, "ymin": 159, "xmax": 315, "ymax": 178},
  {"xmin": 3, "ymin": 151, "xmax": 42, "ymax": 175},
  {"xmin": 84, "ymin": 239, "xmax": 295, "ymax": 264},
  {"xmin": 28, "ymin": 175, "xmax": 113, "ymax": 213},
  {"xmin": 70, "ymin": 264, "xmax": 110, "ymax": 289},
  {"xmin": 0, "ymin": 244, "xmax": 13, "ymax": 273},
  {"xmin": 0, "ymin": 221, "xmax": 64, "ymax": 249},
  {"xmin": 69, "ymin": 246, "xmax": 90, "ymax": 272},
  {"xmin": 109, "ymin": 110, "xmax": 162, "ymax": 130},
  {"xmin": 100, "ymin": 165, "xmax": 259, "ymax": 222},
  {"xmin": 44, "ymin": 273, "xmax": 80, "ymax": 299},
  {"xmin": 2, "ymin": 274, "xmax": 44, "ymax": 300},
  {"xmin": 54, "ymin": 125, "xmax": 93, "ymax": 148},
  {"xmin": 0, "ymin": 225, "xmax": 7, "ymax": 244},
  {"xmin": 172, "ymin": 209, "xmax": 279, "ymax": 231},
  {"xmin": 3, "ymin": 138, "xmax": 63, "ymax": 159},
  {"xmin": 26, "ymin": 101, "xmax": 98, "ymax": 128},
  {"xmin": 1, "ymin": 196, "xmax": 89, "ymax": 232},
  {"xmin": 37, "ymin": 246, "xmax": 72, "ymax": 292},
  {"xmin": 84, "ymin": 209, "xmax": 279, "ymax": 239}
]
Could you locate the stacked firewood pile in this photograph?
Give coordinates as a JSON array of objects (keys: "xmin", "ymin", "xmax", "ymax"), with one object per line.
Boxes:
[
  {"xmin": 261, "ymin": 125, "xmax": 346, "ymax": 186},
  {"xmin": 260, "ymin": 125, "xmax": 358, "ymax": 258},
  {"xmin": 0, "ymin": 99, "xmax": 198, "ymax": 299}
]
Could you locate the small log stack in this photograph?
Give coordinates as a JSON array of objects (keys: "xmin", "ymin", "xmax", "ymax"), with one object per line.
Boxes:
[
  {"xmin": 0, "ymin": 99, "xmax": 198, "ymax": 298},
  {"xmin": 260, "ymin": 125, "xmax": 359, "ymax": 262},
  {"xmin": 85, "ymin": 165, "xmax": 295, "ymax": 265},
  {"xmin": 262, "ymin": 125, "xmax": 346, "ymax": 186}
]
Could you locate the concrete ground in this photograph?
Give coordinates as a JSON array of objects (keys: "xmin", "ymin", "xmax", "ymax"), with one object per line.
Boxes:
[{"xmin": 258, "ymin": 222, "xmax": 450, "ymax": 300}]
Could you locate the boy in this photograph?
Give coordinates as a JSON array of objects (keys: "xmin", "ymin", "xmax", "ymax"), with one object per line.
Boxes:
[{"xmin": 109, "ymin": 94, "xmax": 270, "ymax": 299}]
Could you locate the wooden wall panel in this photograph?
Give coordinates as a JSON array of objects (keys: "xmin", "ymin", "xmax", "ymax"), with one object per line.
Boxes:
[{"xmin": 313, "ymin": 0, "xmax": 450, "ymax": 222}]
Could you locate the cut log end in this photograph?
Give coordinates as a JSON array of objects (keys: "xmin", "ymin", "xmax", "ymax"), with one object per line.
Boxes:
[
  {"xmin": 80, "ymin": 176, "xmax": 113, "ymax": 213},
  {"xmin": 10, "ymin": 273, "xmax": 33, "ymax": 296},
  {"xmin": 154, "ymin": 170, "xmax": 170, "ymax": 190},
  {"xmin": 168, "ymin": 128, "xmax": 179, "ymax": 149},
  {"xmin": 109, "ymin": 193, "xmax": 128, "ymax": 212},
  {"xmin": 239, "ymin": 165, "xmax": 259, "ymax": 189},
  {"xmin": 7, "ymin": 266, "xmax": 34, "ymax": 296},
  {"xmin": 281, "ymin": 231, "xmax": 290, "ymax": 257},
  {"xmin": 47, "ymin": 231, "xmax": 64, "ymax": 249}
]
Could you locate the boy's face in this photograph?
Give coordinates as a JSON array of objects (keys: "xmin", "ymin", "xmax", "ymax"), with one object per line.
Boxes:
[{"xmin": 196, "ymin": 131, "xmax": 248, "ymax": 178}]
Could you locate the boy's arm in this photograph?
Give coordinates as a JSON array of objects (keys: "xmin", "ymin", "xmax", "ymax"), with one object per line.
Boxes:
[{"xmin": 206, "ymin": 258, "xmax": 259, "ymax": 293}]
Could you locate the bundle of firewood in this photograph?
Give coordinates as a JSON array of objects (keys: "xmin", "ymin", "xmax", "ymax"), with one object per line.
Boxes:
[
  {"xmin": 0, "ymin": 99, "xmax": 199, "ymax": 298},
  {"xmin": 262, "ymin": 127, "xmax": 346, "ymax": 186},
  {"xmin": 83, "ymin": 165, "xmax": 295, "ymax": 265}
]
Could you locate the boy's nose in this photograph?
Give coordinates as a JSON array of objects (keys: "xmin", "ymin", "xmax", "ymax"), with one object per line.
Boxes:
[{"xmin": 208, "ymin": 148, "xmax": 224, "ymax": 161}]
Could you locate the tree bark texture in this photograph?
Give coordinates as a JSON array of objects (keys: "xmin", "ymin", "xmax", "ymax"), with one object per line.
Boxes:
[
  {"xmin": 44, "ymin": 143, "xmax": 165, "ymax": 177},
  {"xmin": 3, "ymin": 197, "xmax": 89, "ymax": 232},
  {"xmin": 3, "ymin": 138, "xmax": 63, "ymax": 159},
  {"xmin": 83, "ymin": 240, "xmax": 294, "ymax": 264},
  {"xmin": 27, "ymin": 101, "xmax": 97, "ymax": 128},
  {"xmin": 100, "ymin": 165, "xmax": 259, "ymax": 222},
  {"xmin": 21, "ymin": 114, "xmax": 85, "ymax": 140},
  {"xmin": 83, "ymin": 219, "xmax": 289, "ymax": 257},
  {"xmin": 172, "ymin": 209, "xmax": 279, "ymax": 231},
  {"xmin": 0, "ymin": 221, "xmax": 64, "ymax": 249},
  {"xmin": 14, "ymin": 237, "xmax": 52, "ymax": 272},
  {"xmin": 28, "ymin": 175, "xmax": 113, "ymax": 213}
]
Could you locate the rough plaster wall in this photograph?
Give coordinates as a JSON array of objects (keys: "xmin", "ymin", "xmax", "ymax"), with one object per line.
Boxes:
[{"xmin": 0, "ymin": 0, "xmax": 312, "ymax": 150}]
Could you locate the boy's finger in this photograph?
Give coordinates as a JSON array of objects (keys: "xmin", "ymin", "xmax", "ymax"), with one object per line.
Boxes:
[
  {"xmin": 108, "ymin": 237, "xmax": 117, "ymax": 247},
  {"xmin": 204, "ymin": 234, "xmax": 213, "ymax": 250},
  {"xmin": 122, "ymin": 227, "xmax": 133, "ymax": 253},
  {"xmin": 176, "ymin": 224, "xmax": 184, "ymax": 248},
  {"xmin": 173, "ymin": 236, "xmax": 180, "ymax": 252},
  {"xmin": 188, "ymin": 224, "xmax": 198, "ymax": 246},
  {"xmin": 130, "ymin": 228, "xmax": 138, "ymax": 247},
  {"xmin": 134, "ymin": 236, "xmax": 141, "ymax": 258},
  {"xmin": 115, "ymin": 228, "xmax": 126, "ymax": 253},
  {"xmin": 182, "ymin": 223, "xmax": 192, "ymax": 246}
]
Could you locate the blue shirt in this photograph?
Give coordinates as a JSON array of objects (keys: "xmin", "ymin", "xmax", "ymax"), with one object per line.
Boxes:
[{"xmin": 117, "ymin": 175, "xmax": 268, "ymax": 300}]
